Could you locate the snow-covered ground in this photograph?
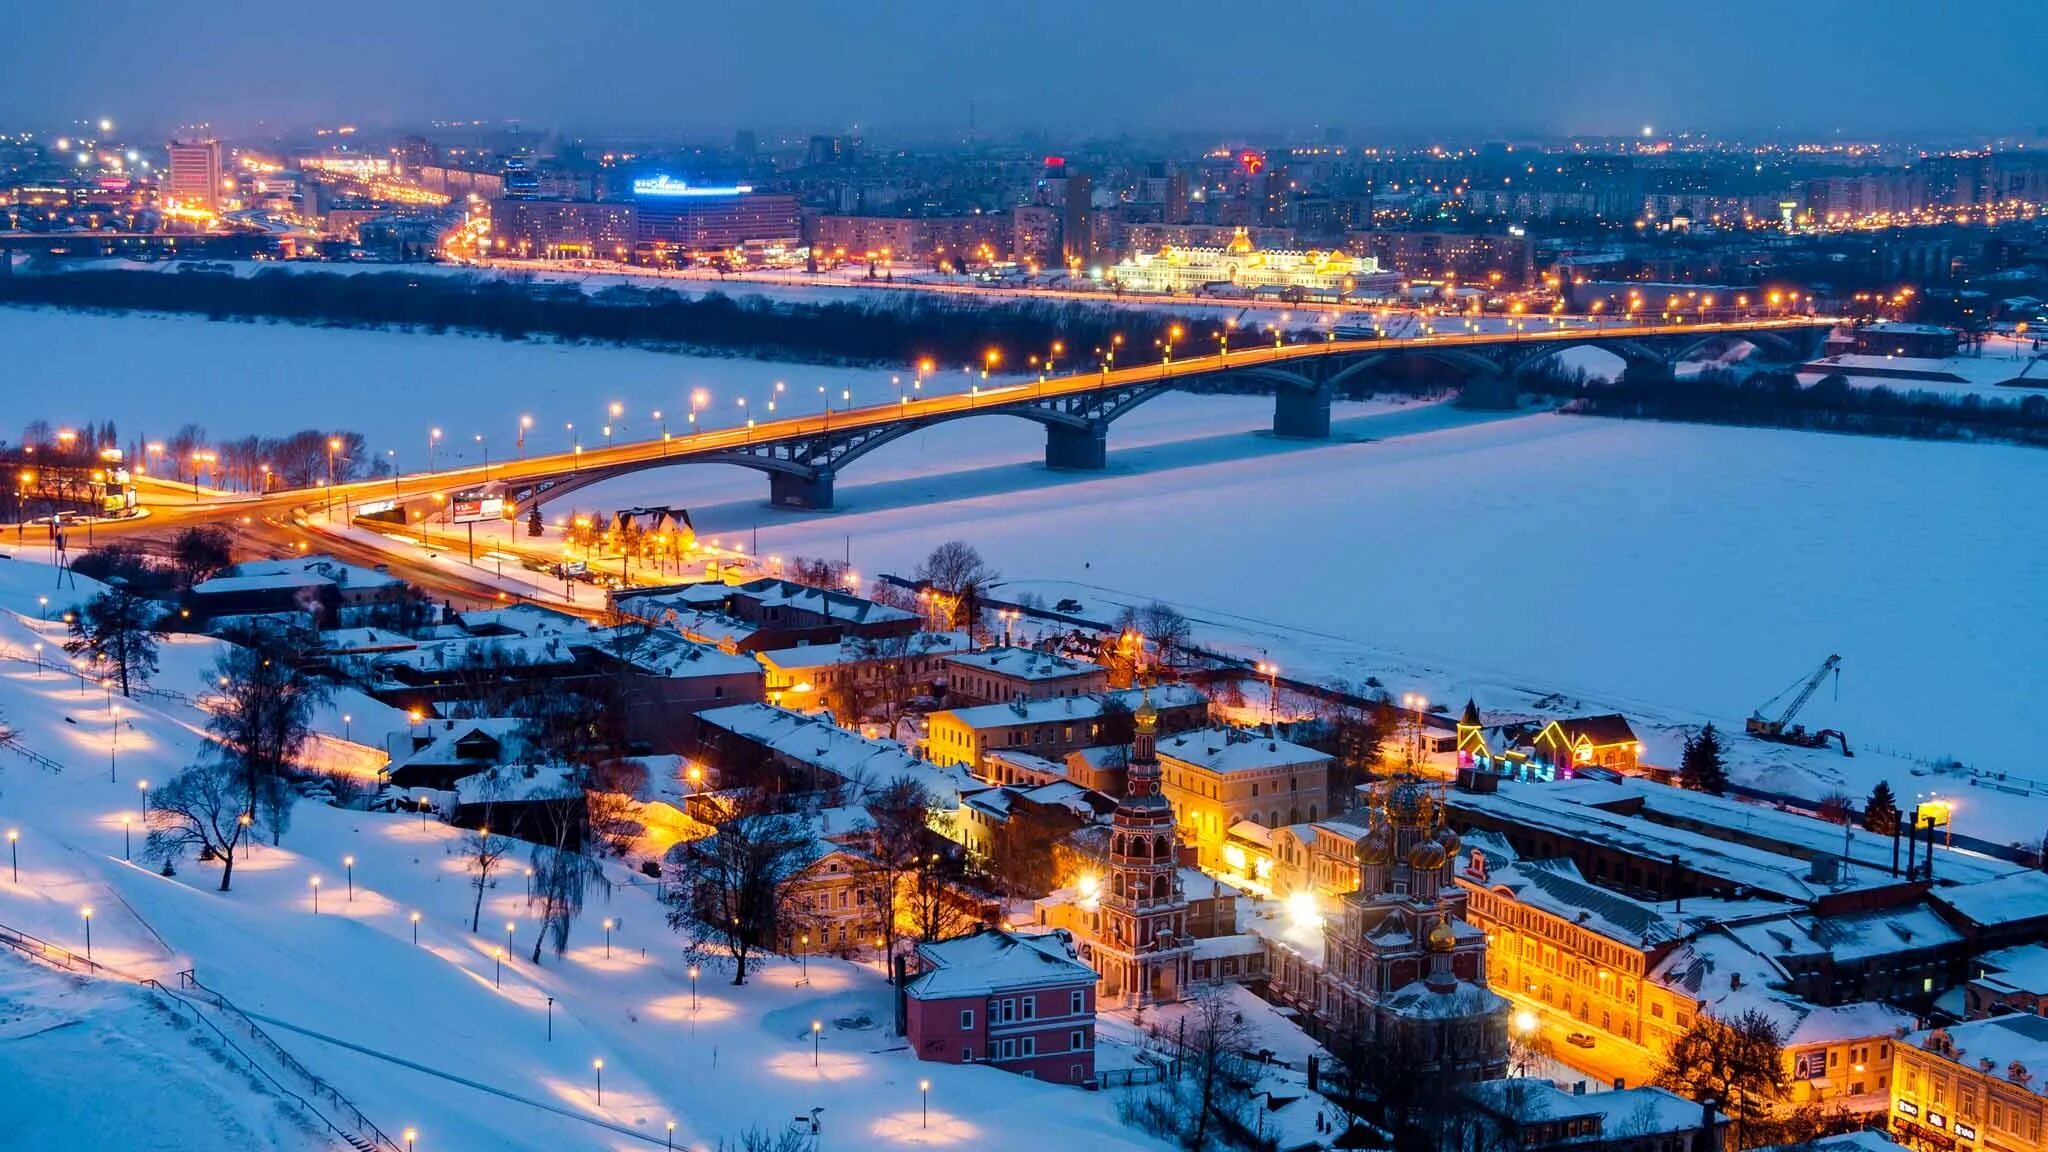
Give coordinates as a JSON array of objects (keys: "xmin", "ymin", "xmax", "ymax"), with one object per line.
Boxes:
[
  {"xmin": 0, "ymin": 556, "xmax": 1175, "ymax": 1151},
  {"xmin": 1798, "ymin": 333, "xmax": 2048, "ymax": 397},
  {"xmin": 1, "ymin": 306, "xmax": 908, "ymax": 472}
]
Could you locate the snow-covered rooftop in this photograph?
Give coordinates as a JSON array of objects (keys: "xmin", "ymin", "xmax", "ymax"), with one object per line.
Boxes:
[
  {"xmin": 233, "ymin": 555, "xmax": 401, "ymax": 591},
  {"xmin": 1157, "ymin": 727, "xmax": 1331, "ymax": 775},
  {"xmin": 937, "ymin": 683, "xmax": 1205, "ymax": 730},
  {"xmin": 193, "ymin": 571, "xmax": 335, "ymax": 595},
  {"xmin": 941, "ymin": 646, "xmax": 1105, "ymax": 681},
  {"xmin": 696, "ymin": 703, "xmax": 973, "ymax": 806},
  {"xmin": 1905, "ymin": 1016, "xmax": 2048, "ymax": 1097},
  {"xmin": 1975, "ymin": 943, "xmax": 2048, "ymax": 995},
  {"xmin": 906, "ymin": 927, "xmax": 1096, "ymax": 1000},
  {"xmin": 1468, "ymin": 1080, "xmax": 1719, "ymax": 1138},
  {"xmin": 1933, "ymin": 870, "xmax": 2048, "ymax": 928}
]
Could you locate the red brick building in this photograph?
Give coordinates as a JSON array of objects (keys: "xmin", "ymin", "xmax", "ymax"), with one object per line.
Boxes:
[{"xmin": 902, "ymin": 926, "xmax": 1099, "ymax": 1085}]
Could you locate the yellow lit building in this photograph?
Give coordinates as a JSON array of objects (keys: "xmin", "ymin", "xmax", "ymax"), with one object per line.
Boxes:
[
  {"xmin": 1891, "ymin": 1017, "xmax": 2048, "ymax": 1152},
  {"xmin": 1109, "ymin": 227, "xmax": 1386, "ymax": 296},
  {"xmin": 1156, "ymin": 728, "xmax": 1332, "ymax": 868},
  {"xmin": 1460, "ymin": 841, "xmax": 1915, "ymax": 1106}
]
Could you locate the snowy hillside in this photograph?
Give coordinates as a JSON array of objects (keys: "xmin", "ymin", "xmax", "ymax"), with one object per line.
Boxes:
[{"xmin": 0, "ymin": 553, "xmax": 1173, "ymax": 1151}]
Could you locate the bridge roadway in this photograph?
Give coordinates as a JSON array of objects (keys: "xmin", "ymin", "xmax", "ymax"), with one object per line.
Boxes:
[{"xmin": 50, "ymin": 315, "xmax": 1833, "ymax": 529}]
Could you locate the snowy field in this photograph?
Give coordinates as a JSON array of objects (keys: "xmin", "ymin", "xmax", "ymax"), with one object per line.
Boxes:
[{"xmin": 0, "ymin": 558, "xmax": 1175, "ymax": 1151}]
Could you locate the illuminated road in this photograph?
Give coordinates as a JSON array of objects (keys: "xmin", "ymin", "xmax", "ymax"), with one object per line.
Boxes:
[{"xmin": 42, "ymin": 315, "xmax": 1829, "ymax": 540}]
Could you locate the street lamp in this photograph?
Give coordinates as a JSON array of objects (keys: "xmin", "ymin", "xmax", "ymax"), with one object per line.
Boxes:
[
  {"xmin": 403, "ymin": 1128, "xmax": 416, "ymax": 1152},
  {"xmin": 494, "ymin": 946, "xmax": 504, "ymax": 987},
  {"xmin": 80, "ymin": 906, "xmax": 92, "ymax": 960},
  {"xmin": 688, "ymin": 964, "xmax": 700, "ymax": 1012},
  {"xmin": 603, "ymin": 917, "xmax": 614, "ymax": 958},
  {"xmin": 921, "ymin": 1079, "xmax": 931, "ymax": 1128},
  {"xmin": 518, "ymin": 415, "xmax": 532, "ymax": 458},
  {"xmin": 6, "ymin": 830, "xmax": 14, "ymax": 883},
  {"xmin": 428, "ymin": 428, "xmax": 441, "ymax": 472},
  {"xmin": 122, "ymin": 815, "xmax": 132, "ymax": 861},
  {"xmin": 410, "ymin": 910, "xmax": 421, "ymax": 945},
  {"xmin": 344, "ymin": 855, "xmax": 355, "ymax": 902},
  {"xmin": 667, "ymin": 1120, "xmax": 677, "ymax": 1151},
  {"xmin": 310, "ymin": 875, "xmax": 321, "ymax": 914},
  {"xmin": 812, "ymin": 1019, "xmax": 823, "ymax": 1067},
  {"xmin": 593, "ymin": 1058, "xmax": 604, "ymax": 1105}
]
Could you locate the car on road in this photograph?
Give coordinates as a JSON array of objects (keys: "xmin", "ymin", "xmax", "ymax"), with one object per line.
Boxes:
[{"xmin": 1567, "ymin": 1032, "xmax": 1597, "ymax": 1049}]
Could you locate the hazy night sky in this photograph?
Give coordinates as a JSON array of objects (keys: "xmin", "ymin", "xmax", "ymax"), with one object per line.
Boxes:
[{"xmin": 4, "ymin": 0, "xmax": 2043, "ymax": 141}]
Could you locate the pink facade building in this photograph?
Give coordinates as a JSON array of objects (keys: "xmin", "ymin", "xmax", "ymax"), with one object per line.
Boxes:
[{"xmin": 902, "ymin": 926, "xmax": 1099, "ymax": 1085}]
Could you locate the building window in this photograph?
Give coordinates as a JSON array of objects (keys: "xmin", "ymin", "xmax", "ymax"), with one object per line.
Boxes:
[
  {"xmin": 960, "ymin": 1009, "xmax": 974, "ymax": 1030},
  {"xmin": 1071, "ymin": 1029, "xmax": 1088, "ymax": 1051},
  {"xmin": 1020, "ymin": 996, "xmax": 1036, "ymax": 1021},
  {"xmin": 1001, "ymin": 1038, "xmax": 1017, "ymax": 1060},
  {"xmin": 963, "ymin": 1046, "xmax": 974, "ymax": 1061},
  {"xmin": 1070, "ymin": 990, "xmax": 1085, "ymax": 1015},
  {"xmin": 1020, "ymin": 1037, "xmax": 1036, "ymax": 1057}
]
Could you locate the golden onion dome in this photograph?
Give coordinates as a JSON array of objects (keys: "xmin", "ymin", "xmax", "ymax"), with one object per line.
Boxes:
[
  {"xmin": 1427, "ymin": 918, "xmax": 1458, "ymax": 953},
  {"xmin": 1436, "ymin": 830, "xmax": 1462, "ymax": 858}
]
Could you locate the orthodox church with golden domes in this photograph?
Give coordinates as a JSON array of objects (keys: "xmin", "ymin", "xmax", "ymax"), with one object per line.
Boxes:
[{"xmin": 1265, "ymin": 775, "xmax": 1511, "ymax": 1079}]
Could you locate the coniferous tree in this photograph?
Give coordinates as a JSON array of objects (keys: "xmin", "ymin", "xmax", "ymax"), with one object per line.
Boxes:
[
  {"xmin": 1680, "ymin": 723, "xmax": 1729, "ymax": 795},
  {"xmin": 1863, "ymin": 780, "xmax": 1902, "ymax": 836}
]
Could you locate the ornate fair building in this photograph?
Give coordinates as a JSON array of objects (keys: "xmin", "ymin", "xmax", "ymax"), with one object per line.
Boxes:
[
  {"xmin": 1109, "ymin": 227, "xmax": 1391, "ymax": 296},
  {"xmin": 1265, "ymin": 776, "xmax": 1510, "ymax": 1079}
]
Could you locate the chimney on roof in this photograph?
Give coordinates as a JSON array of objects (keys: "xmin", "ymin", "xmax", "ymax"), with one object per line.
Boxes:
[{"xmin": 1730, "ymin": 973, "xmax": 1742, "ymax": 991}]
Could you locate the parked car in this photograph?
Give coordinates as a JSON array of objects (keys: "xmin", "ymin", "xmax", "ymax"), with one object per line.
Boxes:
[{"xmin": 1567, "ymin": 1032, "xmax": 1597, "ymax": 1049}]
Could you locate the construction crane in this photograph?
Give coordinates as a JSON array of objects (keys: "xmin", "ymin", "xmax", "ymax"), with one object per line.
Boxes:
[{"xmin": 1746, "ymin": 655, "xmax": 1853, "ymax": 756}]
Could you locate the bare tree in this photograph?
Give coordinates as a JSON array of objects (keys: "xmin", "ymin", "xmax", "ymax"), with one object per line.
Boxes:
[
  {"xmin": 1119, "ymin": 989, "xmax": 1262, "ymax": 1150},
  {"xmin": 147, "ymin": 758, "xmax": 259, "ymax": 891},
  {"xmin": 1119, "ymin": 601, "xmax": 1193, "ymax": 673},
  {"xmin": 459, "ymin": 774, "xmax": 516, "ymax": 933},
  {"xmin": 664, "ymin": 790, "xmax": 813, "ymax": 985},
  {"xmin": 858, "ymin": 776, "xmax": 941, "ymax": 974},
  {"xmin": 584, "ymin": 757, "xmax": 648, "ymax": 857},
  {"xmin": 903, "ymin": 818, "xmax": 978, "ymax": 945},
  {"xmin": 914, "ymin": 541, "xmax": 997, "ymax": 635},
  {"xmin": 64, "ymin": 581, "xmax": 167, "ymax": 697},
  {"xmin": 207, "ymin": 626, "xmax": 328, "ymax": 845}
]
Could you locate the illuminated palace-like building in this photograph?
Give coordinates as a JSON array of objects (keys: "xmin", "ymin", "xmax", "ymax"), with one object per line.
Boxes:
[
  {"xmin": 1109, "ymin": 226, "xmax": 1393, "ymax": 296},
  {"xmin": 1265, "ymin": 777, "xmax": 1510, "ymax": 1079},
  {"xmin": 1079, "ymin": 688, "xmax": 1195, "ymax": 1007}
]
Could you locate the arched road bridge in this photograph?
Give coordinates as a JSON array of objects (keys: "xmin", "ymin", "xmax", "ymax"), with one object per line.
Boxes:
[
  {"xmin": 73, "ymin": 317, "xmax": 1830, "ymax": 530},
  {"xmin": 492, "ymin": 318, "xmax": 1830, "ymax": 512}
]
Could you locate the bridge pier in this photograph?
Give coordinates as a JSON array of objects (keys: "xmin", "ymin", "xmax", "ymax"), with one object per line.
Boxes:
[
  {"xmin": 769, "ymin": 469, "xmax": 835, "ymax": 510},
  {"xmin": 1045, "ymin": 422, "xmax": 1108, "ymax": 470},
  {"xmin": 1273, "ymin": 385, "xmax": 1332, "ymax": 439}
]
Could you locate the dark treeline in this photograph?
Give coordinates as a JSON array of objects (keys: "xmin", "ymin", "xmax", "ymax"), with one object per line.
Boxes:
[
  {"xmin": 0, "ymin": 267, "xmax": 1196, "ymax": 371},
  {"xmin": 1532, "ymin": 365, "xmax": 2048, "ymax": 448}
]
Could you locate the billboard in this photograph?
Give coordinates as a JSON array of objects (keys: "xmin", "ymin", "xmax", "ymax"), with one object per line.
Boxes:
[{"xmin": 451, "ymin": 494, "xmax": 504, "ymax": 524}]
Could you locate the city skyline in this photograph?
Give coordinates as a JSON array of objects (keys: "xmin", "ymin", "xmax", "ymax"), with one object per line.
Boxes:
[{"xmin": 6, "ymin": 0, "xmax": 2047, "ymax": 141}]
